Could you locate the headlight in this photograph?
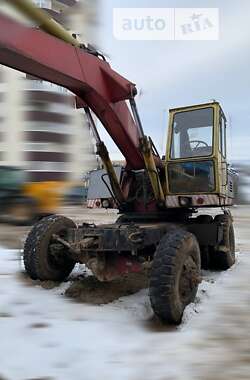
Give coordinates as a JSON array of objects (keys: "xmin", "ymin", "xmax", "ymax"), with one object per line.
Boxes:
[
  {"xmin": 179, "ymin": 197, "xmax": 192, "ymax": 207},
  {"xmin": 102, "ymin": 199, "xmax": 110, "ymax": 209}
]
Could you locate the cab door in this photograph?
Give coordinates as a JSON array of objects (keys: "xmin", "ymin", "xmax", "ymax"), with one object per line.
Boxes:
[{"xmin": 218, "ymin": 112, "xmax": 227, "ymax": 196}]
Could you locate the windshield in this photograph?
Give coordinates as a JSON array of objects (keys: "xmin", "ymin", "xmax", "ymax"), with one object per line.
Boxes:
[
  {"xmin": 168, "ymin": 160, "xmax": 215, "ymax": 194},
  {"xmin": 171, "ymin": 108, "xmax": 214, "ymax": 159}
]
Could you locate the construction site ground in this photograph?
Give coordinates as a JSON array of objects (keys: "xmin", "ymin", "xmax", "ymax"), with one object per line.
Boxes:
[{"xmin": 0, "ymin": 205, "xmax": 250, "ymax": 380}]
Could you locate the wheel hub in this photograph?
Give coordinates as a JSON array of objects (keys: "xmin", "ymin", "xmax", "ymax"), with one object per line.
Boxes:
[{"xmin": 179, "ymin": 256, "xmax": 201, "ymax": 303}]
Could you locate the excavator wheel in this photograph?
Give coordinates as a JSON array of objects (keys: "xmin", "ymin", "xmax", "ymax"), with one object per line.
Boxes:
[
  {"xmin": 211, "ymin": 214, "xmax": 235, "ymax": 270},
  {"xmin": 23, "ymin": 215, "xmax": 76, "ymax": 281},
  {"xmin": 149, "ymin": 229, "xmax": 201, "ymax": 325}
]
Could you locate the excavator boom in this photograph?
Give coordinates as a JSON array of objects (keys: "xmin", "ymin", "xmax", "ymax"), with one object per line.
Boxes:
[{"xmin": 0, "ymin": 12, "xmax": 144, "ymax": 169}]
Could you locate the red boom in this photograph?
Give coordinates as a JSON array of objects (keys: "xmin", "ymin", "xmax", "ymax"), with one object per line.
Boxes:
[{"xmin": 0, "ymin": 13, "xmax": 145, "ymax": 169}]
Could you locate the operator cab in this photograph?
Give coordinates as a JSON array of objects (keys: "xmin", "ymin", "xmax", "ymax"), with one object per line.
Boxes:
[{"xmin": 165, "ymin": 102, "xmax": 236, "ymax": 208}]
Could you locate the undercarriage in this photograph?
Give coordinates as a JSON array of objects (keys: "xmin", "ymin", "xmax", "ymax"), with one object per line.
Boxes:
[{"xmin": 23, "ymin": 210, "xmax": 235, "ymax": 324}]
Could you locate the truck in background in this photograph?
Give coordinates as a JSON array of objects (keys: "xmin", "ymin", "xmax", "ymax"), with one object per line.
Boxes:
[{"xmin": 87, "ymin": 166, "xmax": 123, "ymax": 209}]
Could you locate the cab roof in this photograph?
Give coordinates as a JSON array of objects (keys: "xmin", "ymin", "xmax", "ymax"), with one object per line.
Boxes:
[
  {"xmin": 169, "ymin": 101, "xmax": 221, "ymax": 112},
  {"xmin": 169, "ymin": 101, "xmax": 226, "ymax": 122}
]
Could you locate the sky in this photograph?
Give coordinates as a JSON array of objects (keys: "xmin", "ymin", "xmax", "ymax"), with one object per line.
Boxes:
[{"xmin": 96, "ymin": 0, "xmax": 250, "ymax": 162}]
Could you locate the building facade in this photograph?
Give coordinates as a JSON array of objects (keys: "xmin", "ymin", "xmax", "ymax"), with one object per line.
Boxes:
[{"xmin": 0, "ymin": 0, "xmax": 98, "ymax": 182}]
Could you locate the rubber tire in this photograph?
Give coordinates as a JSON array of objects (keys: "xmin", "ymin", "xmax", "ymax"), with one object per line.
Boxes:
[
  {"xmin": 211, "ymin": 214, "xmax": 235, "ymax": 270},
  {"xmin": 196, "ymin": 214, "xmax": 214, "ymax": 270},
  {"xmin": 23, "ymin": 215, "xmax": 76, "ymax": 281},
  {"xmin": 149, "ymin": 229, "xmax": 201, "ymax": 325}
]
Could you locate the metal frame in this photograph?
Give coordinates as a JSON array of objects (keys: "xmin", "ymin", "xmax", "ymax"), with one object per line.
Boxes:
[{"xmin": 64, "ymin": 220, "xmax": 223, "ymax": 262}]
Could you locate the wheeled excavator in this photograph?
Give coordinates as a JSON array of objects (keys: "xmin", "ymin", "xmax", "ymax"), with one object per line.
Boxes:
[{"xmin": 0, "ymin": 0, "xmax": 237, "ymax": 324}]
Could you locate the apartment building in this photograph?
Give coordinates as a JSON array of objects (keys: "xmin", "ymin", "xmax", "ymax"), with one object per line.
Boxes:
[{"xmin": 0, "ymin": 0, "xmax": 98, "ymax": 182}]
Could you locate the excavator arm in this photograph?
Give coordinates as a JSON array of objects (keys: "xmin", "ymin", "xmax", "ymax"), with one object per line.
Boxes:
[
  {"xmin": 0, "ymin": 12, "xmax": 143, "ymax": 168},
  {"xmin": 0, "ymin": 2, "xmax": 165, "ymax": 208}
]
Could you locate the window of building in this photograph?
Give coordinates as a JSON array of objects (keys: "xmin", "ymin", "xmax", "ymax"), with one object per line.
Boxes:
[{"xmin": 32, "ymin": 0, "xmax": 52, "ymax": 9}]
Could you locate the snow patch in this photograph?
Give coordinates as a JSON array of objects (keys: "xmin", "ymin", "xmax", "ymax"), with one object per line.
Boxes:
[{"xmin": 0, "ymin": 248, "xmax": 246, "ymax": 380}]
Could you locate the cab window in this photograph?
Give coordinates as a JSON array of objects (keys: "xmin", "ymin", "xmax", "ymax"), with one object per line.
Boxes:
[
  {"xmin": 168, "ymin": 160, "xmax": 215, "ymax": 193},
  {"xmin": 171, "ymin": 108, "xmax": 214, "ymax": 159}
]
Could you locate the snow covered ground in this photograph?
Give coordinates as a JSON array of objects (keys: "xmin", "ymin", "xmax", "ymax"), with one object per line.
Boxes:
[{"xmin": 1, "ymin": 245, "xmax": 250, "ymax": 380}]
